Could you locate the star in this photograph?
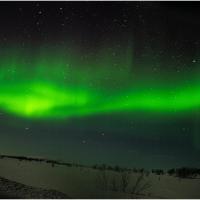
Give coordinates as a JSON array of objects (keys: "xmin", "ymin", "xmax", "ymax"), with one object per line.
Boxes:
[
  {"xmin": 153, "ymin": 67, "xmax": 157, "ymax": 71},
  {"xmin": 182, "ymin": 127, "xmax": 186, "ymax": 131}
]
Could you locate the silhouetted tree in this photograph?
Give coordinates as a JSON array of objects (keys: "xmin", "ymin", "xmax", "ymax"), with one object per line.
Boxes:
[
  {"xmin": 168, "ymin": 168, "xmax": 175, "ymax": 176},
  {"xmin": 114, "ymin": 165, "xmax": 121, "ymax": 172}
]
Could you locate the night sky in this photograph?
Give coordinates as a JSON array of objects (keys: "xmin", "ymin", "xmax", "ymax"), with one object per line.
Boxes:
[{"xmin": 0, "ymin": 1, "xmax": 200, "ymax": 169}]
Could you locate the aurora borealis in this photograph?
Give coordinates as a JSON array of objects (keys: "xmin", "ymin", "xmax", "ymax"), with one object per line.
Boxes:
[
  {"xmin": 0, "ymin": 1, "xmax": 200, "ymax": 169},
  {"xmin": 1, "ymin": 48, "xmax": 200, "ymax": 119}
]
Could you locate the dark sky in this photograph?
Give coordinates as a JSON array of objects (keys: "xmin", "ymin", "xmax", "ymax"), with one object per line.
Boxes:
[{"xmin": 0, "ymin": 1, "xmax": 200, "ymax": 169}]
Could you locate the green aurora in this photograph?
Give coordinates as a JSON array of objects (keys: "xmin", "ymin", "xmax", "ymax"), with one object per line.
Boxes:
[{"xmin": 0, "ymin": 47, "xmax": 200, "ymax": 119}]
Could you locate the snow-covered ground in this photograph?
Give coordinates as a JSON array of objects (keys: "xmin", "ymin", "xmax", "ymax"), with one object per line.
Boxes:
[
  {"xmin": 0, "ymin": 176, "xmax": 68, "ymax": 198},
  {"xmin": 0, "ymin": 157, "xmax": 200, "ymax": 198}
]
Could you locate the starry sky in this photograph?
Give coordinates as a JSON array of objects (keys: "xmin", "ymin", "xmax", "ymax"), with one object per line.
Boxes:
[{"xmin": 0, "ymin": 2, "xmax": 200, "ymax": 169}]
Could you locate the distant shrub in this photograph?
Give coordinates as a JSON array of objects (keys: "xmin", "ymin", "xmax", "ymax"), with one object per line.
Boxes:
[
  {"xmin": 65, "ymin": 163, "xmax": 72, "ymax": 167},
  {"xmin": 175, "ymin": 167, "xmax": 198, "ymax": 179},
  {"xmin": 167, "ymin": 168, "xmax": 175, "ymax": 176},
  {"xmin": 107, "ymin": 165, "xmax": 114, "ymax": 171},
  {"xmin": 139, "ymin": 168, "xmax": 144, "ymax": 173},
  {"xmin": 97, "ymin": 164, "xmax": 107, "ymax": 171},
  {"xmin": 167, "ymin": 167, "xmax": 200, "ymax": 178},
  {"xmin": 152, "ymin": 169, "xmax": 164, "ymax": 175},
  {"xmin": 132, "ymin": 168, "xmax": 138, "ymax": 173},
  {"xmin": 92, "ymin": 164, "xmax": 98, "ymax": 169},
  {"xmin": 114, "ymin": 165, "xmax": 121, "ymax": 172}
]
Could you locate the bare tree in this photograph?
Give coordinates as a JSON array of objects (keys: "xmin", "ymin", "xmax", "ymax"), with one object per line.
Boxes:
[
  {"xmin": 111, "ymin": 175, "xmax": 118, "ymax": 191},
  {"xmin": 95, "ymin": 170, "xmax": 109, "ymax": 191},
  {"xmin": 131, "ymin": 173, "xmax": 151, "ymax": 195},
  {"xmin": 121, "ymin": 172, "xmax": 130, "ymax": 192}
]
